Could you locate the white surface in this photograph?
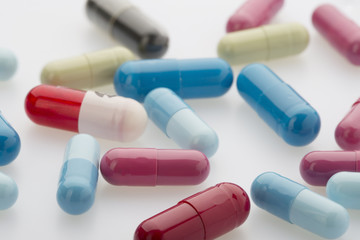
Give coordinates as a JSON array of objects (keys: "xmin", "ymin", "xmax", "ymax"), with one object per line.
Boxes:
[{"xmin": 1, "ymin": 0, "xmax": 360, "ymax": 239}]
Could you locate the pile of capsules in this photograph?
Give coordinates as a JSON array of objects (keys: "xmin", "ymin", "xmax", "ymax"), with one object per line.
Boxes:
[{"xmin": 1, "ymin": 0, "xmax": 360, "ymax": 239}]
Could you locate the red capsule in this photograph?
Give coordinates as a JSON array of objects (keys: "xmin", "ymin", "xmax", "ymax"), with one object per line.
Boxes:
[
  {"xmin": 100, "ymin": 148, "xmax": 209, "ymax": 186},
  {"xmin": 312, "ymin": 4, "xmax": 360, "ymax": 65},
  {"xmin": 300, "ymin": 151, "xmax": 360, "ymax": 186},
  {"xmin": 335, "ymin": 98, "xmax": 360, "ymax": 150},
  {"xmin": 134, "ymin": 182, "xmax": 250, "ymax": 240}
]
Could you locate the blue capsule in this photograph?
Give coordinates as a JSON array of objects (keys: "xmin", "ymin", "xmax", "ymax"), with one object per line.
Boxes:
[
  {"xmin": 57, "ymin": 134, "xmax": 100, "ymax": 215},
  {"xmin": 0, "ymin": 171, "xmax": 18, "ymax": 210},
  {"xmin": 251, "ymin": 172, "xmax": 349, "ymax": 239},
  {"xmin": 0, "ymin": 112, "xmax": 21, "ymax": 166},
  {"xmin": 237, "ymin": 64, "xmax": 320, "ymax": 146},
  {"xmin": 0, "ymin": 48, "xmax": 17, "ymax": 81},
  {"xmin": 114, "ymin": 58, "xmax": 233, "ymax": 102},
  {"xmin": 144, "ymin": 88, "xmax": 218, "ymax": 157},
  {"xmin": 327, "ymin": 172, "xmax": 360, "ymax": 209}
]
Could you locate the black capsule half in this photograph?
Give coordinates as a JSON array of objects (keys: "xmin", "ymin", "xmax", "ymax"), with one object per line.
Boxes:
[{"xmin": 86, "ymin": 0, "xmax": 169, "ymax": 59}]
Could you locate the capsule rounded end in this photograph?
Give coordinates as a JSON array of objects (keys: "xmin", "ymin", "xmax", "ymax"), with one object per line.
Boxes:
[
  {"xmin": 282, "ymin": 106, "xmax": 321, "ymax": 146},
  {"xmin": 346, "ymin": 38, "xmax": 360, "ymax": 65},
  {"xmin": 320, "ymin": 207, "xmax": 349, "ymax": 239},
  {"xmin": 226, "ymin": 15, "xmax": 254, "ymax": 33},
  {"xmin": 0, "ymin": 173, "xmax": 18, "ymax": 210},
  {"xmin": 190, "ymin": 151, "xmax": 210, "ymax": 185},
  {"xmin": 139, "ymin": 34, "xmax": 169, "ymax": 59},
  {"xmin": 335, "ymin": 121, "xmax": 360, "ymax": 150},
  {"xmin": 0, "ymin": 117, "xmax": 21, "ymax": 166},
  {"xmin": 188, "ymin": 129, "xmax": 219, "ymax": 158},
  {"xmin": 134, "ymin": 219, "xmax": 165, "ymax": 240},
  {"xmin": 300, "ymin": 152, "xmax": 329, "ymax": 186},
  {"xmin": 40, "ymin": 63, "xmax": 59, "ymax": 85},
  {"xmin": 0, "ymin": 48, "xmax": 17, "ymax": 81},
  {"xmin": 114, "ymin": 61, "xmax": 143, "ymax": 101},
  {"xmin": 216, "ymin": 58, "xmax": 234, "ymax": 95},
  {"xmin": 289, "ymin": 23, "xmax": 310, "ymax": 55},
  {"xmin": 57, "ymin": 180, "xmax": 95, "ymax": 215}
]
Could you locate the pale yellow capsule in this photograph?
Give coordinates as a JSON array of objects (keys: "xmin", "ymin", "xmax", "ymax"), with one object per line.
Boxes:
[
  {"xmin": 217, "ymin": 23, "xmax": 309, "ymax": 65},
  {"xmin": 41, "ymin": 47, "xmax": 136, "ymax": 89}
]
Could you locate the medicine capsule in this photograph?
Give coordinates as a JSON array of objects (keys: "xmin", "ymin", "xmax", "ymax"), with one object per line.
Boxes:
[
  {"xmin": 226, "ymin": 0, "xmax": 284, "ymax": 32},
  {"xmin": 41, "ymin": 47, "xmax": 135, "ymax": 89},
  {"xmin": 0, "ymin": 171, "xmax": 18, "ymax": 210},
  {"xmin": 327, "ymin": 172, "xmax": 360, "ymax": 209},
  {"xmin": 134, "ymin": 182, "xmax": 250, "ymax": 240},
  {"xmin": 25, "ymin": 85, "xmax": 147, "ymax": 142},
  {"xmin": 251, "ymin": 172, "xmax": 349, "ymax": 239},
  {"xmin": 218, "ymin": 23, "xmax": 309, "ymax": 65},
  {"xmin": 144, "ymin": 88, "xmax": 218, "ymax": 157},
  {"xmin": 57, "ymin": 134, "xmax": 100, "ymax": 215},
  {"xmin": 0, "ymin": 48, "xmax": 17, "ymax": 81},
  {"xmin": 114, "ymin": 58, "xmax": 233, "ymax": 102},
  {"xmin": 0, "ymin": 112, "xmax": 21, "ymax": 166},
  {"xmin": 86, "ymin": 0, "xmax": 169, "ymax": 59},
  {"xmin": 237, "ymin": 64, "xmax": 320, "ymax": 146},
  {"xmin": 335, "ymin": 97, "xmax": 360, "ymax": 150},
  {"xmin": 100, "ymin": 148, "xmax": 210, "ymax": 186},
  {"xmin": 300, "ymin": 150, "xmax": 360, "ymax": 186},
  {"xmin": 312, "ymin": 4, "xmax": 360, "ymax": 65}
]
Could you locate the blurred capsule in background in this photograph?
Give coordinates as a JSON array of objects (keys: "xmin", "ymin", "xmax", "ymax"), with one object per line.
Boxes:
[
  {"xmin": 251, "ymin": 172, "xmax": 349, "ymax": 239},
  {"xmin": 57, "ymin": 134, "xmax": 100, "ymax": 215},
  {"xmin": 114, "ymin": 58, "xmax": 233, "ymax": 102},
  {"xmin": 144, "ymin": 88, "xmax": 218, "ymax": 157},
  {"xmin": 101, "ymin": 148, "xmax": 210, "ymax": 186},
  {"xmin": 41, "ymin": 47, "xmax": 135, "ymax": 89},
  {"xmin": 218, "ymin": 23, "xmax": 309, "ymax": 65},
  {"xmin": 86, "ymin": 0, "xmax": 169, "ymax": 59},
  {"xmin": 0, "ymin": 48, "xmax": 17, "ymax": 81},
  {"xmin": 335, "ymin": 97, "xmax": 360, "ymax": 150},
  {"xmin": 25, "ymin": 85, "xmax": 147, "ymax": 142},
  {"xmin": 312, "ymin": 4, "xmax": 360, "ymax": 65},
  {"xmin": 237, "ymin": 64, "xmax": 320, "ymax": 146},
  {"xmin": 300, "ymin": 150, "xmax": 360, "ymax": 186},
  {"xmin": 327, "ymin": 172, "xmax": 360, "ymax": 209},
  {"xmin": 226, "ymin": 0, "xmax": 284, "ymax": 32},
  {"xmin": 0, "ymin": 171, "xmax": 18, "ymax": 210},
  {"xmin": 134, "ymin": 182, "xmax": 250, "ymax": 240},
  {"xmin": 0, "ymin": 112, "xmax": 21, "ymax": 166}
]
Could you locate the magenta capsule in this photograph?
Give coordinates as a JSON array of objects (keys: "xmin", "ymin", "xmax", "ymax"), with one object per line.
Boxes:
[
  {"xmin": 300, "ymin": 150, "xmax": 360, "ymax": 186},
  {"xmin": 226, "ymin": 0, "xmax": 284, "ymax": 32},
  {"xmin": 312, "ymin": 4, "xmax": 360, "ymax": 65},
  {"xmin": 335, "ymin": 98, "xmax": 360, "ymax": 150},
  {"xmin": 100, "ymin": 148, "xmax": 210, "ymax": 186}
]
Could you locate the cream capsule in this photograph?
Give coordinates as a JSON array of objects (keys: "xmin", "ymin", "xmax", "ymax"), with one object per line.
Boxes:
[
  {"xmin": 41, "ymin": 47, "xmax": 135, "ymax": 89},
  {"xmin": 218, "ymin": 23, "xmax": 309, "ymax": 65}
]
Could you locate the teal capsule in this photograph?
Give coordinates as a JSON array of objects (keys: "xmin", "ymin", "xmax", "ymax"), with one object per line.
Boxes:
[{"xmin": 0, "ymin": 112, "xmax": 21, "ymax": 166}]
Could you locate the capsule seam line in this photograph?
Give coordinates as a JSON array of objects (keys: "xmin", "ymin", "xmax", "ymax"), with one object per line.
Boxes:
[
  {"xmin": 83, "ymin": 54, "xmax": 94, "ymax": 88},
  {"xmin": 261, "ymin": 26, "xmax": 271, "ymax": 61},
  {"xmin": 287, "ymin": 189, "xmax": 305, "ymax": 224},
  {"xmin": 182, "ymin": 201, "xmax": 207, "ymax": 239},
  {"xmin": 108, "ymin": 5, "xmax": 134, "ymax": 32}
]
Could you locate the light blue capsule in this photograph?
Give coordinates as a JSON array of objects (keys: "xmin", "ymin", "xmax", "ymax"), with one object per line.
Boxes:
[
  {"xmin": 0, "ymin": 112, "xmax": 21, "ymax": 166},
  {"xmin": 144, "ymin": 88, "xmax": 218, "ymax": 157},
  {"xmin": 57, "ymin": 134, "xmax": 100, "ymax": 215},
  {"xmin": 251, "ymin": 172, "xmax": 349, "ymax": 239},
  {"xmin": 0, "ymin": 171, "xmax": 18, "ymax": 210},
  {"xmin": 0, "ymin": 48, "xmax": 17, "ymax": 81},
  {"xmin": 327, "ymin": 172, "xmax": 360, "ymax": 209}
]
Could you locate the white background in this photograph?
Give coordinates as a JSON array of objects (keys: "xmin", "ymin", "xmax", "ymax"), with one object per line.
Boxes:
[{"xmin": 1, "ymin": 0, "xmax": 360, "ymax": 239}]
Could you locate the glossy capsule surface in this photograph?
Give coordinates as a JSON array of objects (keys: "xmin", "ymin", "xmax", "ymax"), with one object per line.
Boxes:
[
  {"xmin": 335, "ymin": 98, "xmax": 360, "ymax": 150},
  {"xmin": 57, "ymin": 134, "xmax": 100, "ymax": 215},
  {"xmin": 86, "ymin": 0, "xmax": 168, "ymax": 59},
  {"xmin": 300, "ymin": 150, "xmax": 360, "ymax": 186},
  {"xmin": 25, "ymin": 85, "xmax": 147, "ymax": 142},
  {"xmin": 0, "ymin": 112, "xmax": 21, "ymax": 166},
  {"xmin": 327, "ymin": 172, "xmax": 360, "ymax": 209},
  {"xmin": 144, "ymin": 88, "xmax": 218, "ymax": 157},
  {"xmin": 41, "ymin": 47, "xmax": 135, "ymax": 89},
  {"xmin": 134, "ymin": 182, "xmax": 250, "ymax": 240},
  {"xmin": 226, "ymin": 0, "xmax": 284, "ymax": 32},
  {"xmin": 100, "ymin": 148, "xmax": 210, "ymax": 186},
  {"xmin": 251, "ymin": 172, "xmax": 349, "ymax": 239},
  {"xmin": 0, "ymin": 48, "xmax": 17, "ymax": 81},
  {"xmin": 312, "ymin": 4, "xmax": 360, "ymax": 65},
  {"xmin": 114, "ymin": 58, "xmax": 233, "ymax": 102},
  {"xmin": 237, "ymin": 64, "xmax": 320, "ymax": 146},
  {"xmin": 0, "ymin": 171, "xmax": 18, "ymax": 210},
  {"xmin": 218, "ymin": 23, "xmax": 309, "ymax": 65}
]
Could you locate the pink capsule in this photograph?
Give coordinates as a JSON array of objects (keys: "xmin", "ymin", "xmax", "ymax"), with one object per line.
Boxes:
[
  {"xmin": 312, "ymin": 4, "xmax": 360, "ymax": 65},
  {"xmin": 335, "ymin": 98, "xmax": 360, "ymax": 150},
  {"xmin": 100, "ymin": 148, "xmax": 210, "ymax": 186},
  {"xmin": 226, "ymin": 0, "xmax": 284, "ymax": 32},
  {"xmin": 300, "ymin": 151, "xmax": 360, "ymax": 186}
]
